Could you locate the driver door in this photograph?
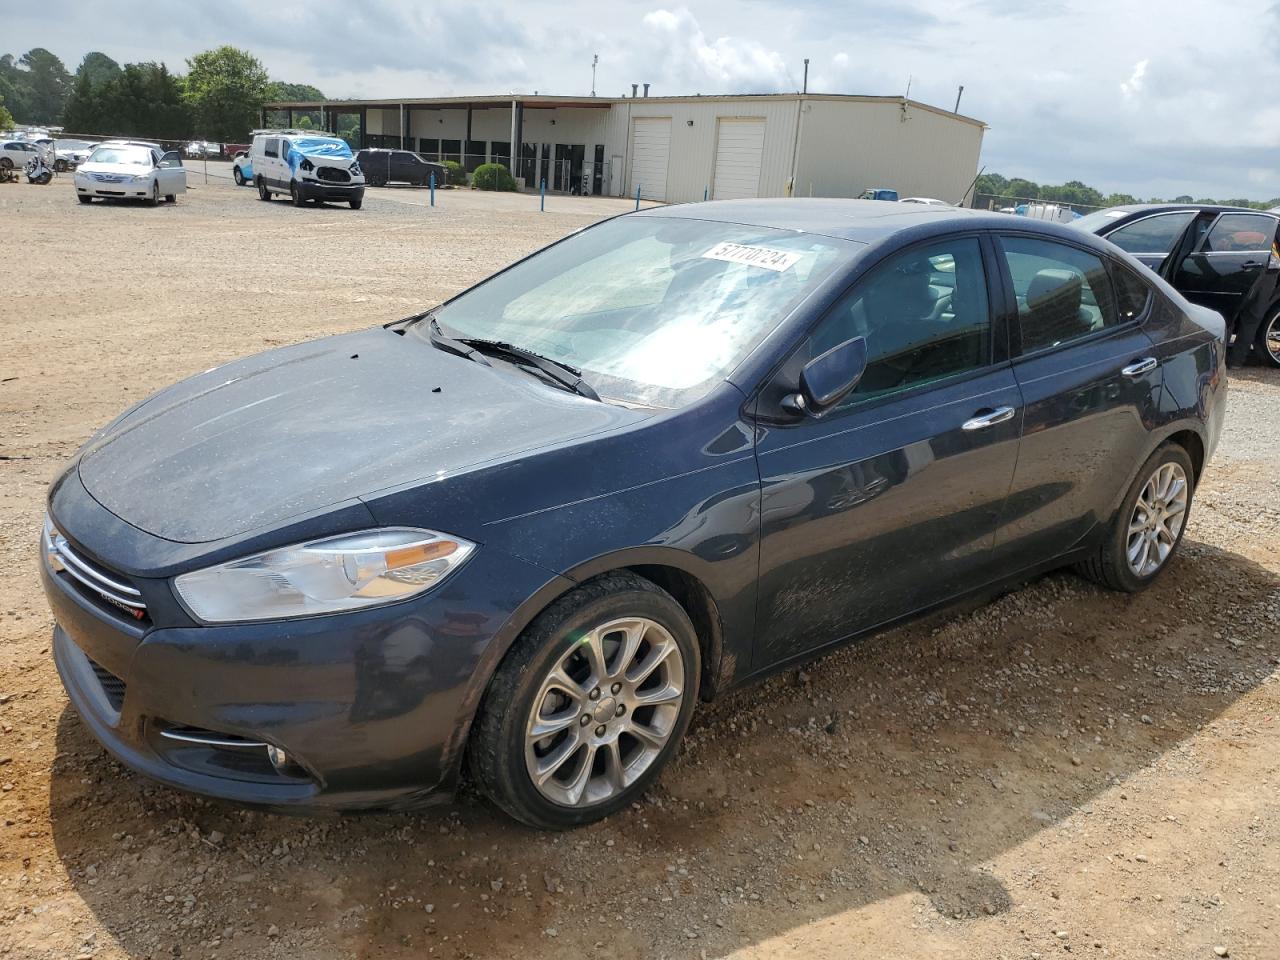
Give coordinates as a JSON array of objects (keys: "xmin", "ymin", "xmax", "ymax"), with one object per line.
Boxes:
[
  {"xmin": 157, "ymin": 150, "xmax": 185, "ymax": 195},
  {"xmin": 750, "ymin": 233, "xmax": 1022, "ymax": 670}
]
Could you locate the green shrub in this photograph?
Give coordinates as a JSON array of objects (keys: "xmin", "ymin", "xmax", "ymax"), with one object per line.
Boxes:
[
  {"xmin": 471, "ymin": 162, "xmax": 517, "ymax": 192},
  {"xmin": 441, "ymin": 160, "xmax": 467, "ymax": 186}
]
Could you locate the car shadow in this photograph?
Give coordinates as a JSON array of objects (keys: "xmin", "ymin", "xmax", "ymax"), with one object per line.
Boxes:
[{"xmin": 48, "ymin": 541, "xmax": 1278, "ymax": 959}]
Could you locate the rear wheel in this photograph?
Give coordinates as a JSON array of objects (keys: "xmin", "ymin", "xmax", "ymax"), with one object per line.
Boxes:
[
  {"xmin": 1077, "ymin": 444, "xmax": 1194, "ymax": 592},
  {"xmin": 469, "ymin": 573, "xmax": 700, "ymax": 829},
  {"xmin": 0, "ymin": 157, "xmax": 11, "ymax": 170},
  {"xmin": 257, "ymin": 177, "xmax": 271, "ymax": 201},
  {"xmin": 1259, "ymin": 308, "xmax": 1280, "ymax": 368}
]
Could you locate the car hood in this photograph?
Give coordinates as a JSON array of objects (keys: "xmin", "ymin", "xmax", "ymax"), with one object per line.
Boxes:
[
  {"xmin": 77, "ymin": 326, "xmax": 647, "ymax": 543},
  {"xmin": 77, "ymin": 162, "xmax": 153, "ymax": 176}
]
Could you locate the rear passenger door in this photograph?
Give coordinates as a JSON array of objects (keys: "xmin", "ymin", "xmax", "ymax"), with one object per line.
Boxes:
[
  {"xmin": 992, "ymin": 234, "xmax": 1163, "ymax": 568},
  {"xmin": 1170, "ymin": 212, "xmax": 1279, "ymax": 324}
]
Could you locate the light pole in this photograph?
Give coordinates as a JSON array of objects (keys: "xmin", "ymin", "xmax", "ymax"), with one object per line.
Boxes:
[{"xmin": 591, "ymin": 54, "xmax": 598, "ymax": 97}]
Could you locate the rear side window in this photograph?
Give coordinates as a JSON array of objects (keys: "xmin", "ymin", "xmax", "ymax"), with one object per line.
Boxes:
[
  {"xmin": 1000, "ymin": 236, "xmax": 1117, "ymax": 354},
  {"xmin": 1202, "ymin": 213, "xmax": 1277, "ymax": 253},
  {"xmin": 264, "ymin": 138, "xmax": 279, "ymax": 159},
  {"xmin": 1105, "ymin": 212, "xmax": 1196, "ymax": 255},
  {"xmin": 807, "ymin": 236, "xmax": 991, "ymax": 403},
  {"xmin": 1110, "ymin": 263, "xmax": 1152, "ymax": 322}
]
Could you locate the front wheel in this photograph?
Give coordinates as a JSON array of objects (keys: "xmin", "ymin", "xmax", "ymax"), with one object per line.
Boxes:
[
  {"xmin": 0, "ymin": 158, "xmax": 11, "ymax": 170},
  {"xmin": 233, "ymin": 167, "xmax": 244, "ymax": 186},
  {"xmin": 148, "ymin": 181, "xmax": 160, "ymax": 206},
  {"xmin": 469, "ymin": 573, "xmax": 700, "ymax": 829},
  {"xmin": 1259, "ymin": 308, "xmax": 1280, "ymax": 369},
  {"xmin": 1077, "ymin": 444, "xmax": 1194, "ymax": 592},
  {"xmin": 349, "ymin": 197, "xmax": 362, "ymax": 210},
  {"xmin": 290, "ymin": 180, "xmax": 306, "ymax": 207}
]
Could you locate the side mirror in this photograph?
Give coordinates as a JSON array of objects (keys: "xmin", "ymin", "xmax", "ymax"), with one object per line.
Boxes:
[{"xmin": 783, "ymin": 337, "xmax": 868, "ymax": 416}]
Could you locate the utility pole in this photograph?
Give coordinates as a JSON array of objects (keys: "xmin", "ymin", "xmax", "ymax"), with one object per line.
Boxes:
[
  {"xmin": 591, "ymin": 54, "xmax": 599, "ymax": 97},
  {"xmin": 802, "ymin": 58, "xmax": 809, "ymax": 94},
  {"xmin": 954, "ymin": 84, "xmax": 965, "ymax": 113}
]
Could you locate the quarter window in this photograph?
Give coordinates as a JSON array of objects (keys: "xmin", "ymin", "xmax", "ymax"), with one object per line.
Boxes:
[
  {"xmin": 807, "ymin": 237, "xmax": 991, "ymax": 402},
  {"xmin": 1111, "ymin": 263, "xmax": 1152, "ymax": 322},
  {"xmin": 1001, "ymin": 236, "xmax": 1117, "ymax": 353},
  {"xmin": 1105, "ymin": 212, "xmax": 1195, "ymax": 255},
  {"xmin": 1202, "ymin": 213, "xmax": 1277, "ymax": 253}
]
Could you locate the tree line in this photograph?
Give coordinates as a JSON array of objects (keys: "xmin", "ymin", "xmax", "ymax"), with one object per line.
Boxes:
[
  {"xmin": 975, "ymin": 172, "xmax": 1279, "ymax": 212},
  {"xmin": 0, "ymin": 45, "xmax": 325, "ymax": 143}
]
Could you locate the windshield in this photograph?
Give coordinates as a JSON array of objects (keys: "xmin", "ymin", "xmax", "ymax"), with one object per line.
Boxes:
[
  {"xmin": 430, "ymin": 215, "xmax": 854, "ymax": 407},
  {"xmin": 1070, "ymin": 208, "xmax": 1131, "ymax": 233},
  {"xmin": 87, "ymin": 146, "xmax": 152, "ymax": 165},
  {"xmin": 292, "ymin": 137, "xmax": 353, "ymax": 158}
]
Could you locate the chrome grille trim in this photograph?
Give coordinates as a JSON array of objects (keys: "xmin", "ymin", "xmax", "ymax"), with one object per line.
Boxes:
[
  {"xmin": 158, "ymin": 728, "xmax": 267, "ymax": 749},
  {"xmin": 44, "ymin": 519, "xmax": 147, "ymax": 614}
]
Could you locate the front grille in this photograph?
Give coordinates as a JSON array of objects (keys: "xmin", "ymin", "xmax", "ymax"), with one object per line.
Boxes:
[
  {"xmin": 91, "ymin": 173, "xmax": 125, "ymax": 183},
  {"xmin": 316, "ymin": 166, "xmax": 351, "ymax": 183},
  {"xmin": 45, "ymin": 522, "xmax": 148, "ymax": 622},
  {"xmin": 88, "ymin": 657, "xmax": 127, "ymax": 711}
]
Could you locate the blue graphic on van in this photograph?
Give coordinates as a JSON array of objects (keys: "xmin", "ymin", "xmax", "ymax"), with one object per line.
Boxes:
[{"xmin": 285, "ymin": 137, "xmax": 354, "ymax": 174}]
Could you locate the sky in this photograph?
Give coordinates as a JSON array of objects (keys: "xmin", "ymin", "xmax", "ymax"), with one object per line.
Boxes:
[{"xmin": 7, "ymin": 0, "xmax": 1280, "ymax": 200}]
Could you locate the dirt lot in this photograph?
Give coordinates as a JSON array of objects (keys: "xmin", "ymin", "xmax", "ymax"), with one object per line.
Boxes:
[{"xmin": 1, "ymin": 173, "xmax": 1278, "ymax": 960}]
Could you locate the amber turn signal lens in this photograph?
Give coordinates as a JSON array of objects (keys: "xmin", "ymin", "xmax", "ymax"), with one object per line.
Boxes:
[{"xmin": 385, "ymin": 540, "xmax": 458, "ymax": 569}]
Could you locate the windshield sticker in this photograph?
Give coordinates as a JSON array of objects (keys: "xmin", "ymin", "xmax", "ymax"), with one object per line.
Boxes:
[{"xmin": 702, "ymin": 242, "xmax": 803, "ymax": 272}]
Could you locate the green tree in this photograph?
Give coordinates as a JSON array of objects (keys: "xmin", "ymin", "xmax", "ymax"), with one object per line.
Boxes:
[
  {"xmin": 17, "ymin": 48, "xmax": 71, "ymax": 123},
  {"xmin": 77, "ymin": 52, "xmax": 121, "ymax": 88},
  {"xmin": 0, "ymin": 98, "xmax": 14, "ymax": 130},
  {"xmin": 64, "ymin": 61, "xmax": 192, "ymax": 140},
  {"xmin": 0, "ymin": 54, "xmax": 32, "ymax": 121},
  {"xmin": 267, "ymin": 81, "xmax": 325, "ymax": 102},
  {"xmin": 1005, "ymin": 178, "xmax": 1040, "ymax": 200},
  {"xmin": 184, "ymin": 45, "xmax": 270, "ymax": 142}
]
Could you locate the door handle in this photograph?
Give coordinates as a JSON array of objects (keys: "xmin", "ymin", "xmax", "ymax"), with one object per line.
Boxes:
[
  {"xmin": 1121, "ymin": 357, "xmax": 1159, "ymax": 377},
  {"xmin": 1240, "ymin": 260, "xmax": 1262, "ymax": 269},
  {"xmin": 961, "ymin": 406, "xmax": 1016, "ymax": 431}
]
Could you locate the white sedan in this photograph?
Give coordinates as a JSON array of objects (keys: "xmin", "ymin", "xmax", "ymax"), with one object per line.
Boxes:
[{"xmin": 73, "ymin": 143, "xmax": 187, "ymax": 205}]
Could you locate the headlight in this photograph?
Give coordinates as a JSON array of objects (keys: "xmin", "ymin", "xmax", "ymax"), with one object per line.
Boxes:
[
  {"xmin": 299, "ymin": 157, "xmax": 314, "ymax": 172},
  {"xmin": 174, "ymin": 528, "xmax": 475, "ymax": 623}
]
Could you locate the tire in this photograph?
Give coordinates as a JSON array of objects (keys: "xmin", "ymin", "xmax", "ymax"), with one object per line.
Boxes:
[
  {"xmin": 1259, "ymin": 308, "xmax": 1280, "ymax": 369},
  {"xmin": 349, "ymin": 198, "xmax": 362, "ymax": 210},
  {"xmin": 148, "ymin": 181, "xmax": 160, "ymax": 206},
  {"xmin": 233, "ymin": 167, "xmax": 244, "ymax": 186},
  {"xmin": 0, "ymin": 158, "xmax": 11, "ymax": 170},
  {"xmin": 165, "ymin": 194, "xmax": 176, "ymax": 203},
  {"xmin": 55, "ymin": 159, "xmax": 67, "ymax": 172},
  {"xmin": 257, "ymin": 177, "xmax": 271, "ymax": 201},
  {"xmin": 77, "ymin": 195, "xmax": 92, "ymax": 204},
  {"xmin": 290, "ymin": 180, "xmax": 306, "ymax": 207},
  {"xmin": 1077, "ymin": 443, "xmax": 1195, "ymax": 593},
  {"xmin": 469, "ymin": 573, "xmax": 700, "ymax": 829}
]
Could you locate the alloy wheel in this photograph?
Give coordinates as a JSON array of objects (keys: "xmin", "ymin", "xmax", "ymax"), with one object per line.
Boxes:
[
  {"xmin": 524, "ymin": 617, "xmax": 685, "ymax": 808},
  {"xmin": 1126, "ymin": 461, "xmax": 1188, "ymax": 578},
  {"xmin": 1265, "ymin": 312, "xmax": 1280, "ymax": 365}
]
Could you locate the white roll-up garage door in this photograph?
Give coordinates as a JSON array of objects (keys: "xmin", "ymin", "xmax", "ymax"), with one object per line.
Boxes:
[
  {"xmin": 630, "ymin": 117, "xmax": 671, "ymax": 202},
  {"xmin": 712, "ymin": 118, "xmax": 766, "ymax": 200}
]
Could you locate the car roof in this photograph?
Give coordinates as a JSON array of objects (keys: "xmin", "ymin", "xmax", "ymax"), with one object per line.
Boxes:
[
  {"xmin": 633, "ymin": 197, "xmax": 1103, "ymax": 247},
  {"xmin": 1097, "ymin": 202, "xmax": 1259, "ymax": 216}
]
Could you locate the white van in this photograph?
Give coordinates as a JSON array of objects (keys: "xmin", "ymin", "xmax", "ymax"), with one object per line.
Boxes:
[{"xmin": 249, "ymin": 130, "xmax": 365, "ymax": 209}]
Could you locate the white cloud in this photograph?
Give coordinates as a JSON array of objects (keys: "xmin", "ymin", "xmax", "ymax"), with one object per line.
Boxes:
[
  {"xmin": 638, "ymin": 7, "xmax": 791, "ymax": 91},
  {"xmin": 1120, "ymin": 59, "xmax": 1148, "ymax": 100}
]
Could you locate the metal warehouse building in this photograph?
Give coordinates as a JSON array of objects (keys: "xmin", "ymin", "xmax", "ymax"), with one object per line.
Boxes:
[{"xmin": 263, "ymin": 92, "xmax": 986, "ymax": 204}]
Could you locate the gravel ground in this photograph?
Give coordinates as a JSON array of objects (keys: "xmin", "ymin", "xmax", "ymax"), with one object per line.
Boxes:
[{"xmin": 1, "ymin": 174, "xmax": 1278, "ymax": 960}]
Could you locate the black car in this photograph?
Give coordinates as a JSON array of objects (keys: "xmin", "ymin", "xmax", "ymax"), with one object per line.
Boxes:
[
  {"xmin": 1073, "ymin": 204, "xmax": 1280, "ymax": 367},
  {"xmin": 42, "ymin": 201, "xmax": 1225, "ymax": 829},
  {"xmin": 356, "ymin": 148, "xmax": 447, "ymax": 188}
]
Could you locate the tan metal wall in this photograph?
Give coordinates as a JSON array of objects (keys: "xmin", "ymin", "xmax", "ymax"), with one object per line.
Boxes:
[
  {"xmin": 792, "ymin": 99, "xmax": 985, "ymax": 204},
  {"xmin": 602, "ymin": 97, "xmax": 801, "ymax": 202}
]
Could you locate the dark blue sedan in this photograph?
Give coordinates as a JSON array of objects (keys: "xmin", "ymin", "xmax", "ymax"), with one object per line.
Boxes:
[{"xmin": 41, "ymin": 200, "xmax": 1226, "ymax": 828}]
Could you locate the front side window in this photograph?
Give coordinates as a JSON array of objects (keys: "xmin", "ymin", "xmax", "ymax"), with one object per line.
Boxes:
[
  {"xmin": 1105, "ymin": 212, "xmax": 1196, "ymax": 255},
  {"xmin": 1001, "ymin": 236, "xmax": 1116, "ymax": 353},
  {"xmin": 1202, "ymin": 213, "xmax": 1277, "ymax": 253},
  {"xmin": 431, "ymin": 216, "xmax": 853, "ymax": 407},
  {"xmin": 806, "ymin": 236, "xmax": 991, "ymax": 403}
]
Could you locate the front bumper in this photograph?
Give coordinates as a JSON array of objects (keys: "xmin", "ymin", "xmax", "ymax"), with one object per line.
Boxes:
[
  {"xmin": 75, "ymin": 177, "xmax": 154, "ymax": 199},
  {"xmin": 298, "ymin": 178, "xmax": 365, "ymax": 202},
  {"xmin": 42, "ymin": 510, "xmax": 570, "ymax": 812}
]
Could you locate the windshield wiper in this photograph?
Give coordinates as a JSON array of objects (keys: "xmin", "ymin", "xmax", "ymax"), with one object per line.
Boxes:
[
  {"xmin": 459, "ymin": 338, "xmax": 601, "ymax": 401},
  {"xmin": 425, "ymin": 316, "xmax": 491, "ymax": 366}
]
